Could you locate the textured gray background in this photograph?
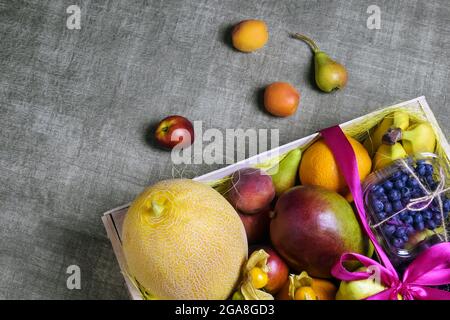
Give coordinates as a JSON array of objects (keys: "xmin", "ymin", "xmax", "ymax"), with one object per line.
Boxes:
[{"xmin": 0, "ymin": 0, "xmax": 449, "ymax": 299}]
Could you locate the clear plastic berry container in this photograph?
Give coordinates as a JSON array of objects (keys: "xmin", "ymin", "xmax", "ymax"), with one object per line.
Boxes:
[{"xmin": 362, "ymin": 153, "xmax": 450, "ymax": 268}]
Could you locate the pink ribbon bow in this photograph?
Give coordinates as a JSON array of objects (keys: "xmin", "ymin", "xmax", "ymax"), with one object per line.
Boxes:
[{"xmin": 320, "ymin": 126, "xmax": 450, "ymax": 300}]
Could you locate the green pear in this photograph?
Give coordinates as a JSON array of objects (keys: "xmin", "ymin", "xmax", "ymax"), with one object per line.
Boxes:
[
  {"xmin": 291, "ymin": 33, "xmax": 348, "ymax": 92},
  {"xmin": 336, "ymin": 267, "xmax": 386, "ymax": 300},
  {"xmin": 314, "ymin": 52, "xmax": 348, "ymax": 92},
  {"xmin": 268, "ymin": 148, "xmax": 302, "ymax": 196}
]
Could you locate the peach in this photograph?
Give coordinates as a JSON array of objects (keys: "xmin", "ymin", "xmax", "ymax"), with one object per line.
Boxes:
[
  {"xmin": 238, "ymin": 207, "xmax": 271, "ymax": 244},
  {"xmin": 227, "ymin": 168, "xmax": 275, "ymax": 214}
]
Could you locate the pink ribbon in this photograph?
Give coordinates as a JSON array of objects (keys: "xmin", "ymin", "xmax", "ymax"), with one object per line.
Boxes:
[{"xmin": 320, "ymin": 125, "xmax": 450, "ymax": 300}]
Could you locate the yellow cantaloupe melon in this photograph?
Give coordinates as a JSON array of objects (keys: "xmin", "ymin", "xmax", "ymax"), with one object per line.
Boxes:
[{"xmin": 122, "ymin": 179, "xmax": 248, "ymax": 300}]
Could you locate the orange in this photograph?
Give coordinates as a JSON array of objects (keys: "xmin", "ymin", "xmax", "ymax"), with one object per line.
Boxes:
[
  {"xmin": 299, "ymin": 137, "xmax": 371, "ymax": 195},
  {"xmin": 311, "ymin": 278, "xmax": 337, "ymax": 300},
  {"xmin": 264, "ymin": 82, "xmax": 300, "ymax": 117}
]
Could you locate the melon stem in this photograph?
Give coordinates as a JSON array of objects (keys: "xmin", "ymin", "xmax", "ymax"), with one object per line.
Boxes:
[{"xmin": 151, "ymin": 200, "xmax": 165, "ymax": 217}]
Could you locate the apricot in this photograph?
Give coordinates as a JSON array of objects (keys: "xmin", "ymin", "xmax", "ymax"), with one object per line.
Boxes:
[
  {"xmin": 231, "ymin": 20, "xmax": 269, "ymax": 52},
  {"xmin": 264, "ymin": 82, "xmax": 300, "ymax": 117}
]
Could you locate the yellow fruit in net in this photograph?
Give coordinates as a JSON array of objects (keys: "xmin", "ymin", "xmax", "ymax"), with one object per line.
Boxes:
[{"xmin": 122, "ymin": 179, "xmax": 248, "ymax": 300}]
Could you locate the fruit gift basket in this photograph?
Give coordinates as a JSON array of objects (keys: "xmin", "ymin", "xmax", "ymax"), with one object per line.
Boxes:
[{"xmin": 102, "ymin": 96, "xmax": 450, "ymax": 300}]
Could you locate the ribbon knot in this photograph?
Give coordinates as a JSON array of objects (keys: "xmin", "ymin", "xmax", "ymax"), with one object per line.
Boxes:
[{"xmin": 332, "ymin": 242, "xmax": 450, "ymax": 300}]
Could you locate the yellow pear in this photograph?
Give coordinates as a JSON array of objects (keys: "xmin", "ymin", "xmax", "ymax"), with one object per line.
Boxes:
[
  {"xmin": 336, "ymin": 267, "xmax": 386, "ymax": 300},
  {"xmin": 401, "ymin": 122, "xmax": 436, "ymax": 155},
  {"xmin": 373, "ymin": 143, "xmax": 407, "ymax": 171}
]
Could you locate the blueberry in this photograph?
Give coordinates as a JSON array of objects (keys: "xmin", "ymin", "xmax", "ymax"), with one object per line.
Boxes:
[
  {"xmin": 388, "ymin": 189, "xmax": 401, "ymax": 201},
  {"xmin": 426, "ymin": 220, "xmax": 437, "ymax": 230},
  {"xmin": 414, "ymin": 221, "xmax": 425, "ymax": 231},
  {"xmin": 395, "ymin": 227, "xmax": 406, "ymax": 238},
  {"xmin": 392, "ymin": 237, "xmax": 405, "ymax": 248},
  {"xmin": 433, "ymin": 212, "xmax": 442, "ymax": 225},
  {"xmin": 422, "ymin": 210, "xmax": 432, "ymax": 220},
  {"xmin": 444, "ymin": 199, "xmax": 450, "ymax": 212},
  {"xmin": 401, "ymin": 187, "xmax": 411, "ymax": 198},
  {"xmin": 372, "ymin": 200, "xmax": 384, "ymax": 213},
  {"xmin": 383, "ymin": 180, "xmax": 394, "ymax": 191},
  {"xmin": 411, "ymin": 188, "xmax": 425, "ymax": 198},
  {"xmin": 372, "ymin": 185, "xmax": 385, "ymax": 196},
  {"xmin": 401, "ymin": 174, "xmax": 409, "ymax": 183},
  {"xmin": 392, "ymin": 200, "xmax": 403, "ymax": 212},
  {"xmin": 394, "ymin": 180, "xmax": 405, "ymax": 189},
  {"xmin": 402, "ymin": 199, "xmax": 412, "ymax": 208},
  {"xmin": 416, "ymin": 165, "xmax": 426, "ymax": 176},
  {"xmin": 377, "ymin": 211, "xmax": 387, "ymax": 220},
  {"xmin": 399, "ymin": 211, "xmax": 409, "ymax": 219},
  {"xmin": 425, "ymin": 175, "xmax": 435, "ymax": 186},
  {"xmin": 387, "ymin": 217, "xmax": 402, "ymax": 226},
  {"xmin": 382, "ymin": 224, "xmax": 396, "ymax": 236},
  {"xmin": 407, "ymin": 178, "xmax": 419, "ymax": 189},
  {"xmin": 378, "ymin": 194, "xmax": 389, "ymax": 202},
  {"xmin": 433, "ymin": 214, "xmax": 443, "ymax": 225},
  {"xmin": 424, "ymin": 164, "xmax": 434, "ymax": 175},
  {"xmin": 384, "ymin": 202, "xmax": 393, "ymax": 213},
  {"xmin": 402, "ymin": 234, "xmax": 410, "ymax": 243},
  {"xmin": 402, "ymin": 215, "xmax": 413, "ymax": 225},
  {"xmin": 414, "ymin": 214, "xmax": 423, "ymax": 224}
]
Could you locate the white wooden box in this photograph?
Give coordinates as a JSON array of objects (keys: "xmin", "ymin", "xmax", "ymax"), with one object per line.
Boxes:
[{"xmin": 102, "ymin": 96, "xmax": 449, "ymax": 300}]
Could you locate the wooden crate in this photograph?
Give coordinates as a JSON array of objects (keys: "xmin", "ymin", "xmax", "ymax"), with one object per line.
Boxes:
[{"xmin": 102, "ymin": 96, "xmax": 449, "ymax": 300}]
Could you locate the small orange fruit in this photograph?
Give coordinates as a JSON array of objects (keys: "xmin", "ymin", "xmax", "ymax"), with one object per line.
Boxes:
[
  {"xmin": 249, "ymin": 267, "xmax": 268, "ymax": 289},
  {"xmin": 299, "ymin": 137, "xmax": 371, "ymax": 195},
  {"xmin": 264, "ymin": 82, "xmax": 300, "ymax": 117},
  {"xmin": 311, "ymin": 278, "xmax": 337, "ymax": 300},
  {"xmin": 231, "ymin": 20, "xmax": 269, "ymax": 52},
  {"xmin": 294, "ymin": 286, "xmax": 317, "ymax": 300}
]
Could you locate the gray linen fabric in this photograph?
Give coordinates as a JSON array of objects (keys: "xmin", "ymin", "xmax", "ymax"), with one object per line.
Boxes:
[{"xmin": 0, "ymin": 0, "xmax": 449, "ymax": 299}]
